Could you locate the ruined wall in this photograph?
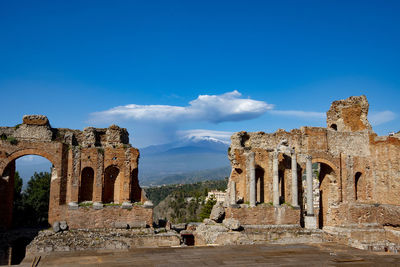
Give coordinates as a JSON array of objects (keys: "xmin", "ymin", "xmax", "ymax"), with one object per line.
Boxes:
[
  {"xmin": 62, "ymin": 205, "xmax": 153, "ymax": 229},
  {"xmin": 0, "ymin": 115, "xmax": 150, "ymax": 229},
  {"xmin": 225, "ymin": 205, "xmax": 300, "ymax": 225},
  {"xmin": 226, "ymin": 95, "xmax": 400, "ymax": 228}
]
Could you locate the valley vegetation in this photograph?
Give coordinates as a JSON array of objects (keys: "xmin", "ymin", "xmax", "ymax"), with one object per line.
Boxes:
[
  {"xmin": 147, "ymin": 179, "xmax": 228, "ymax": 223},
  {"xmin": 12, "ymin": 171, "xmax": 51, "ymax": 228}
]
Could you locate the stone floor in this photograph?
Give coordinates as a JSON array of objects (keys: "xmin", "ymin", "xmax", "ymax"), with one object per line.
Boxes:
[{"xmin": 21, "ymin": 243, "xmax": 400, "ymax": 266}]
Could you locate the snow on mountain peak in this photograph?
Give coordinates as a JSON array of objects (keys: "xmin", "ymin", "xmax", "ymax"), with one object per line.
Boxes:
[{"xmin": 178, "ymin": 129, "xmax": 232, "ymax": 145}]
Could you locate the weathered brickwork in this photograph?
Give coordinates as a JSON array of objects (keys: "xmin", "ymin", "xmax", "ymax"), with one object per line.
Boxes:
[
  {"xmin": 225, "ymin": 205, "xmax": 299, "ymax": 225},
  {"xmin": 0, "ymin": 115, "xmax": 149, "ymax": 229},
  {"xmin": 64, "ymin": 205, "xmax": 153, "ymax": 229},
  {"xmin": 225, "ymin": 95, "xmax": 400, "ymax": 231}
]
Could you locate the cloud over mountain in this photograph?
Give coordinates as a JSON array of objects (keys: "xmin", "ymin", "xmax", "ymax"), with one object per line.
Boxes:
[
  {"xmin": 90, "ymin": 90, "xmax": 273, "ymax": 124},
  {"xmin": 177, "ymin": 129, "xmax": 233, "ymax": 145}
]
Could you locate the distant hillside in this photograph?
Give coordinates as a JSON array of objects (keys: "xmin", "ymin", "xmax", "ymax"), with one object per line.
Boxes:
[
  {"xmin": 147, "ymin": 179, "xmax": 228, "ymax": 223},
  {"xmin": 146, "ymin": 179, "xmax": 228, "ymax": 206},
  {"xmin": 141, "ymin": 166, "xmax": 231, "ymax": 186},
  {"xmin": 139, "ymin": 137, "xmax": 230, "ymax": 185}
]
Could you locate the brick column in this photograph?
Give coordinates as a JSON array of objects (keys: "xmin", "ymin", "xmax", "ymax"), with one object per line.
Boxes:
[
  {"xmin": 273, "ymin": 151, "xmax": 280, "ymax": 206},
  {"xmin": 291, "ymin": 149, "xmax": 299, "ymax": 207},
  {"xmin": 248, "ymin": 151, "xmax": 256, "ymax": 207},
  {"xmin": 306, "ymin": 155, "xmax": 314, "ymax": 215}
]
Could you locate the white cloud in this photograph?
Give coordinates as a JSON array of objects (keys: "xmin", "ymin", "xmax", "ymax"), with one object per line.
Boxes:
[
  {"xmin": 268, "ymin": 110, "xmax": 326, "ymax": 119},
  {"xmin": 369, "ymin": 111, "xmax": 396, "ymax": 126},
  {"xmin": 178, "ymin": 129, "xmax": 233, "ymax": 144},
  {"xmin": 90, "ymin": 90, "xmax": 273, "ymax": 124}
]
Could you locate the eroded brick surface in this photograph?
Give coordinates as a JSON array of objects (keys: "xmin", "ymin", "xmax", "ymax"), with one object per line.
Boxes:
[
  {"xmin": 226, "ymin": 95, "xmax": 400, "ymax": 231},
  {"xmin": 0, "ymin": 115, "xmax": 149, "ymax": 229}
]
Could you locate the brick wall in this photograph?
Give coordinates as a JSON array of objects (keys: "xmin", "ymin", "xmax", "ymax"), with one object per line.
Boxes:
[
  {"xmin": 225, "ymin": 205, "xmax": 300, "ymax": 225},
  {"xmin": 63, "ymin": 205, "xmax": 153, "ymax": 229}
]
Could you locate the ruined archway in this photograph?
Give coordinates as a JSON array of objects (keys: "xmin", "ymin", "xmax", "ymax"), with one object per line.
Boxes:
[
  {"xmin": 79, "ymin": 167, "xmax": 94, "ymax": 202},
  {"xmin": 0, "ymin": 151, "xmax": 57, "ymax": 229},
  {"xmin": 103, "ymin": 166, "xmax": 120, "ymax": 203},
  {"xmin": 314, "ymin": 162, "xmax": 338, "ymax": 229},
  {"xmin": 0, "ymin": 115, "xmax": 149, "ymax": 231}
]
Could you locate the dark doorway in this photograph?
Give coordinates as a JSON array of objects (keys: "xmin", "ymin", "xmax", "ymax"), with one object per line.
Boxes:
[
  {"xmin": 79, "ymin": 167, "xmax": 94, "ymax": 202},
  {"xmin": 103, "ymin": 166, "xmax": 119, "ymax": 203}
]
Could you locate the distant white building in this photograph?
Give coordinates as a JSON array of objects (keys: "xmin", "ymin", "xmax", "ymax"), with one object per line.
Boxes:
[{"xmin": 206, "ymin": 190, "xmax": 226, "ymax": 202}]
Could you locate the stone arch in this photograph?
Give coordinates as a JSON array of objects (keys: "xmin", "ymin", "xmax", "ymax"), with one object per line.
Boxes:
[
  {"xmin": 311, "ymin": 157, "xmax": 339, "ymax": 175},
  {"xmin": 0, "ymin": 151, "xmax": 57, "ymax": 229},
  {"xmin": 103, "ymin": 165, "xmax": 120, "ymax": 203},
  {"xmin": 312, "ymin": 161, "xmax": 339, "ymax": 229},
  {"xmin": 79, "ymin": 167, "xmax": 94, "ymax": 202},
  {"xmin": 0, "ymin": 149, "xmax": 59, "ymax": 177}
]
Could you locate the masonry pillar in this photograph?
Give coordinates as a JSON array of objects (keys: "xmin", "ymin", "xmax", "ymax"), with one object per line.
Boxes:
[
  {"xmin": 93, "ymin": 150, "xmax": 104, "ymax": 208},
  {"xmin": 306, "ymin": 155, "xmax": 313, "ymax": 215},
  {"xmin": 248, "ymin": 151, "xmax": 256, "ymax": 207},
  {"xmin": 305, "ymin": 155, "xmax": 317, "ymax": 229},
  {"xmin": 230, "ymin": 180, "xmax": 236, "ymax": 205},
  {"xmin": 291, "ymin": 149, "xmax": 299, "ymax": 207},
  {"xmin": 273, "ymin": 151, "xmax": 280, "ymax": 206}
]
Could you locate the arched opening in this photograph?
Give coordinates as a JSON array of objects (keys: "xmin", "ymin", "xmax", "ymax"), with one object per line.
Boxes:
[
  {"xmin": 355, "ymin": 172, "xmax": 363, "ymax": 201},
  {"xmin": 103, "ymin": 166, "xmax": 119, "ymax": 203},
  {"xmin": 314, "ymin": 162, "xmax": 338, "ymax": 229},
  {"xmin": 0, "ymin": 155, "xmax": 52, "ymax": 265},
  {"xmin": 255, "ymin": 166, "xmax": 264, "ymax": 203},
  {"xmin": 79, "ymin": 167, "xmax": 94, "ymax": 202},
  {"xmin": 330, "ymin": 124, "xmax": 338, "ymax": 131},
  {"xmin": 278, "ymin": 154, "xmax": 291, "ymax": 205},
  {"xmin": 278, "ymin": 169, "xmax": 285, "ymax": 204},
  {"xmin": 130, "ymin": 168, "xmax": 141, "ymax": 202},
  {"xmin": 0, "ymin": 155, "xmax": 53, "ymax": 228}
]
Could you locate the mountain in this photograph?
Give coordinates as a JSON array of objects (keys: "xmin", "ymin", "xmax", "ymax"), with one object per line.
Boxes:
[
  {"xmin": 139, "ymin": 136, "xmax": 231, "ymax": 186},
  {"xmin": 155, "ymin": 166, "xmax": 231, "ymax": 185}
]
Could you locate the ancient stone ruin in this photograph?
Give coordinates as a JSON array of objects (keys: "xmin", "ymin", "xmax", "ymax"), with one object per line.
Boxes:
[
  {"xmin": 224, "ymin": 95, "xmax": 400, "ymax": 249},
  {"xmin": 1, "ymin": 95, "xmax": 400, "ymax": 260},
  {"xmin": 0, "ymin": 115, "xmax": 152, "ymax": 230}
]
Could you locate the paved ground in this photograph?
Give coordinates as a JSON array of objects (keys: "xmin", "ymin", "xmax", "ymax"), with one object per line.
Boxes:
[{"xmin": 21, "ymin": 243, "xmax": 400, "ymax": 266}]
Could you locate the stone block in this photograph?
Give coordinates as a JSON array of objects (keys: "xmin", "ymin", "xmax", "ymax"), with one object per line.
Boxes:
[
  {"xmin": 128, "ymin": 221, "xmax": 147, "ymax": 229},
  {"xmin": 53, "ymin": 221, "xmax": 61, "ymax": 233},
  {"xmin": 68, "ymin": 202, "xmax": 78, "ymax": 210},
  {"xmin": 121, "ymin": 202, "xmax": 133, "ymax": 209},
  {"xmin": 210, "ymin": 202, "xmax": 225, "ymax": 223},
  {"xmin": 93, "ymin": 202, "xmax": 103, "ymax": 210},
  {"xmin": 114, "ymin": 222, "xmax": 128, "ymax": 229},
  {"xmin": 22, "ymin": 115, "xmax": 49, "ymax": 126},
  {"xmin": 223, "ymin": 218, "xmax": 241, "ymax": 231},
  {"xmin": 305, "ymin": 215, "xmax": 317, "ymax": 229},
  {"xmin": 143, "ymin": 200, "xmax": 154, "ymax": 208}
]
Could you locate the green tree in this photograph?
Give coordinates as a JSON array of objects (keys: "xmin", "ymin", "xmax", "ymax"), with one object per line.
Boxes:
[
  {"xmin": 23, "ymin": 171, "xmax": 51, "ymax": 226},
  {"xmin": 12, "ymin": 171, "xmax": 24, "ymax": 227},
  {"xmin": 14, "ymin": 171, "xmax": 23, "ymax": 197},
  {"xmin": 199, "ymin": 196, "xmax": 216, "ymax": 221}
]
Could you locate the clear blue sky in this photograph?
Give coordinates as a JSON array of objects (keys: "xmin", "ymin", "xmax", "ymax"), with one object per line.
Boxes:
[{"xmin": 1, "ymin": 0, "xmax": 399, "ymax": 147}]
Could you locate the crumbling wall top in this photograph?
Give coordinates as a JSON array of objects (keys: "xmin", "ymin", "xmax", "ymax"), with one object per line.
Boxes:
[
  {"xmin": 22, "ymin": 115, "xmax": 49, "ymax": 126},
  {"xmin": 326, "ymin": 95, "xmax": 372, "ymax": 132},
  {"xmin": 0, "ymin": 115, "xmax": 132, "ymax": 148}
]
